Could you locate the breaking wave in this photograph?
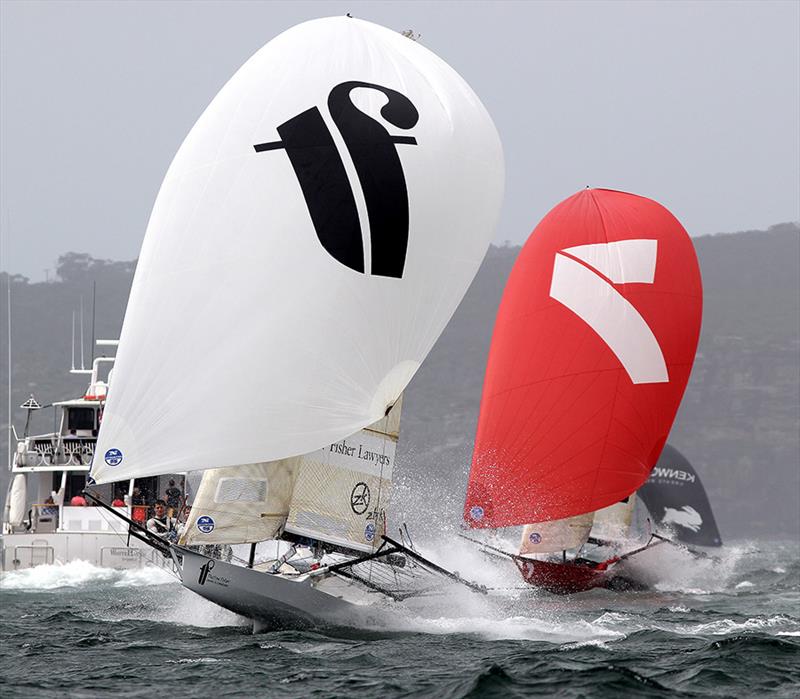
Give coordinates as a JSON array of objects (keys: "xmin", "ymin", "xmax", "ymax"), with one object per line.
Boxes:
[{"xmin": 0, "ymin": 559, "xmax": 175, "ymax": 591}]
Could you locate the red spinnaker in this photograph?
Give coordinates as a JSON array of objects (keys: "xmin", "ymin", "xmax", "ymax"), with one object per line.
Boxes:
[{"xmin": 464, "ymin": 189, "xmax": 702, "ymax": 529}]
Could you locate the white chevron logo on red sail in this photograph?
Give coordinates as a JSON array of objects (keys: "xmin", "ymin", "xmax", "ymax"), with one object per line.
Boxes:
[{"xmin": 549, "ymin": 239, "xmax": 668, "ymax": 384}]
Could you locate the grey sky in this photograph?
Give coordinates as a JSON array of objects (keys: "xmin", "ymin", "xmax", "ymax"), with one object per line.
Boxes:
[{"xmin": 1, "ymin": 0, "xmax": 798, "ymax": 281}]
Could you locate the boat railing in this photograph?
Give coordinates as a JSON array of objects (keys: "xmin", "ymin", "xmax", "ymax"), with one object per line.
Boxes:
[{"xmin": 17, "ymin": 436, "xmax": 96, "ymax": 468}]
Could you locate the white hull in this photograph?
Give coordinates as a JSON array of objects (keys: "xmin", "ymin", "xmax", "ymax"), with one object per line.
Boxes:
[{"xmin": 175, "ymin": 547, "xmax": 403, "ymax": 632}]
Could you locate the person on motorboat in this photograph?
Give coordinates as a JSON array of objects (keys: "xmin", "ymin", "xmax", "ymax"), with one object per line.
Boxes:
[{"xmin": 164, "ymin": 479, "xmax": 182, "ymax": 515}]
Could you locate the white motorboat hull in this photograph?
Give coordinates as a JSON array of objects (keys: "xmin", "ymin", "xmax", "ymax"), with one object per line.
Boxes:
[{"xmin": 1, "ymin": 530, "xmax": 168, "ymax": 572}]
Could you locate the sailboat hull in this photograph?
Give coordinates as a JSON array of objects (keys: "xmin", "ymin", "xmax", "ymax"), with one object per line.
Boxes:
[
  {"xmin": 174, "ymin": 547, "xmax": 397, "ymax": 631},
  {"xmin": 514, "ymin": 556, "xmax": 650, "ymax": 594},
  {"xmin": 514, "ymin": 557, "xmax": 611, "ymax": 594}
]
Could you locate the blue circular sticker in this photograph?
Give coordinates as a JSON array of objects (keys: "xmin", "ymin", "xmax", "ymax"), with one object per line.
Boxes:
[
  {"xmin": 529, "ymin": 532, "xmax": 542, "ymax": 544},
  {"xmin": 196, "ymin": 515, "xmax": 215, "ymax": 534},
  {"xmin": 104, "ymin": 448, "xmax": 123, "ymax": 467},
  {"xmin": 469, "ymin": 505, "xmax": 485, "ymax": 521},
  {"xmin": 364, "ymin": 522, "xmax": 376, "ymax": 542}
]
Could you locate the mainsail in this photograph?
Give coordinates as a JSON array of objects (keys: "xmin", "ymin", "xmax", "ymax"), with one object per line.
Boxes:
[
  {"xmin": 284, "ymin": 398, "xmax": 402, "ymax": 552},
  {"xmin": 519, "ymin": 513, "xmax": 594, "ymax": 555},
  {"xmin": 91, "ymin": 17, "xmax": 504, "ymax": 484},
  {"xmin": 464, "ymin": 189, "xmax": 702, "ymax": 529},
  {"xmin": 590, "ymin": 497, "xmax": 637, "ymax": 541},
  {"xmin": 181, "ymin": 398, "xmax": 402, "ymax": 552},
  {"xmin": 180, "ymin": 458, "xmax": 299, "ymax": 546},
  {"xmin": 638, "ymin": 443, "xmax": 722, "ymax": 547},
  {"xmin": 517, "ymin": 495, "xmax": 637, "ymax": 556}
]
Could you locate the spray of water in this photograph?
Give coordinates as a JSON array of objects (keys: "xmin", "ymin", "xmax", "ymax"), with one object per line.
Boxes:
[{"xmin": 0, "ymin": 560, "xmax": 174, "ymax": 591}]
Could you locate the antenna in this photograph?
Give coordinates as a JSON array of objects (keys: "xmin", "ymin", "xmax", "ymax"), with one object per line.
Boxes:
[
  {"xmin": 71, "ymin": 311, "xmax": 76, "ymax": 371},
  {"xmin": 2, "ymin": 207, "xmax": 11, "ymax": 470},
  {"xmin": 79, "ymin": 296, "xmax": 85, "ymax": 370},
  {"xmin": 90, "ymin": 281, "xmax": 96, "ymax": 364},
  {"xmin": 6, "ymin": 276, "xmax": 11, "ymax": 470}
]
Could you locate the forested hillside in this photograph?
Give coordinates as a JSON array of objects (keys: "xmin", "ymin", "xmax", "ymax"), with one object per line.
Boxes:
[{"xmin": 2, "ymin": 224, "xmax": 798, "ymax": 538}]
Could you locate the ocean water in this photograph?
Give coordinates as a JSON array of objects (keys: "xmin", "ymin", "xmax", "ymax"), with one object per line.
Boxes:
[{"xmin": 1, "ymin": 540, "xmax": 798, "ymax": 698}]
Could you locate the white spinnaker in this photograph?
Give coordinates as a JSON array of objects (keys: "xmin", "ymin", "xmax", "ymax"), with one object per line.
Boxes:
[
  {"xmin": 518, "ymin": 513, "xmax": 595, "ymax": 555},
  {"xmin": 180, "ymin": 459, "xmax": 299, "ymax": 546},
  {"xmin": 91, "ymin": 17, "xmax": 504, "ymax": 484},
  {"xmin": 284, "ymin": 397, "xmax": 402, "ymax": 553}
]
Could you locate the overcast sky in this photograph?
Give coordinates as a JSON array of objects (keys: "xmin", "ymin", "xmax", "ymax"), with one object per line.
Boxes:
[{"xmin": 1, "ymin": 0, "xmax": 798, "ymax": 280}]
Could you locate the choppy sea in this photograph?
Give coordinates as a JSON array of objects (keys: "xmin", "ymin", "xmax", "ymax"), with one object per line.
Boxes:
[{"xmin": 1, "ymin": 539, "xmax": 798, "ymax": 698}]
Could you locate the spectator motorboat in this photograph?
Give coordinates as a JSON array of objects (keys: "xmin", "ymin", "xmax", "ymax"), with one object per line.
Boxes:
[{"xmin": 2, "ymin": 341, "xmax": 183, "ymax": 572}]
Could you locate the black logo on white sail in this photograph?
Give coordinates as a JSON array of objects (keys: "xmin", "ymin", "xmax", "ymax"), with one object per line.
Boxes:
[
  {"xmin": 254, "ymin": 81, "xmax": 419, "ymax": 278},
  {"xmin": 350, "ymin": 482, "xmax": 371, "ymax": 515}
]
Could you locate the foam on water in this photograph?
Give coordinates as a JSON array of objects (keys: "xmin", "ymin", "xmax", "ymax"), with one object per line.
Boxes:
[
  {"xmin": 378, "ymin": 601, "xmax": 800, "ymax": 644},
  {"xmin": 0, "ymin": 560, "xmax": 175, "ymax": 591},
  {"xmin": 147, "ymin": 586, "xmax": 248, "ymax": 628},
  {"xmin": 396, "ymin": 612, "xmax": 627, "ymax": 644},
  {"xmin": 0, "ymin": 539, "xmax": 798, "ymax": 697},
  {"xmin": 2, "ymin": 537, "xmax": 796, "ymax": 649}
]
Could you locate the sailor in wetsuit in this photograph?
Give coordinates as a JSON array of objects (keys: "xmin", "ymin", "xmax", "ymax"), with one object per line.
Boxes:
[{"xmin": 146, "ymin": 499, "xmax": 176, "ymax": 539}]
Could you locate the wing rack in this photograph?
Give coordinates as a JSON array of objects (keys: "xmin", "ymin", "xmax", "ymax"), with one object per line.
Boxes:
[{"xmin": 321, "ymin": 535, "xmax": 487, "ymax": 601}]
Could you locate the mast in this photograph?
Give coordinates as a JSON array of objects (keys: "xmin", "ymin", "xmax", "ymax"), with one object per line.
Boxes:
[
  {"xmin": 79, "ymin": 296, "xmax": 85, "ymax": 370},
  {"xmin": 5, "ymin": 275, "xmax": 11, "ymax": 470},
  {"xmin": 90, "ymin": 281, "xmax": 96, "ymax": 364}
]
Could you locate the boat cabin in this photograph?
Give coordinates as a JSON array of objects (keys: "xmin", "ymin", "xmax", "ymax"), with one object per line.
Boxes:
[{"xmin": 2, "ymin": 350, "xmax": 185, "ymax": 570}]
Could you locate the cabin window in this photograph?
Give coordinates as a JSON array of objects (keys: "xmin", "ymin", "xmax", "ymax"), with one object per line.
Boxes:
[
  {"xmin": 67, "ymin": 407, "xmax": 95, "ymax": 432},
  {"xmin": 214, "ymin": 478, "xmax": 268, "ymax": 503}
]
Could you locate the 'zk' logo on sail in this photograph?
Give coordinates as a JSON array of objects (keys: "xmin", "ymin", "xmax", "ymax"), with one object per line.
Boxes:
[
  {"xmin": 254, "ymin": 81, "xmax": 419, "ymax": 278},
  {"xmin": 549, "ymin": 239, "xmax": 668, "ymax": 385}
]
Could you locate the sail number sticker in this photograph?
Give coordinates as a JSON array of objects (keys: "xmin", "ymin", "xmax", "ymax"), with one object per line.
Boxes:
[
  {"xmin": 469, "ymin": 505, "xmax": 485, "ymax": 521},
  {"xmin": 196, "ymin": 515, "xmax": 215, "ymax": 534},
  {"xmin": 104, "ymin": 449, "xmax": 123, "ymax": 467}
]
